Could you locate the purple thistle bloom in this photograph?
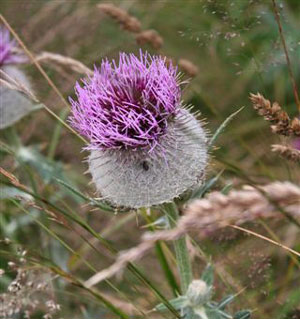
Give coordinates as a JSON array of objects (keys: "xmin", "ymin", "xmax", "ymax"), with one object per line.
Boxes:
[
  {"xmin": 70, "ymin": 50, "xmax": 208, "ymax": 208},
  {"xmin": 293, "ymin": 138, "xmax": 300, "ymax": 150},
  {"xmin": 0, "ymin": 26, "xmax": 27, "ymax": 66},
  {"xmin": 70, "ymin": 50, "xmax": 181, "ymax": 151}
]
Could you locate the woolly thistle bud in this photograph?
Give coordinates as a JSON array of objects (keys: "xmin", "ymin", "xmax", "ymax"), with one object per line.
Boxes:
[
  {"xmin": 0, "ymin": 66, "xmax": 34, "ymax": 129},
  {"xmin": 0, "ymin": 27, "xmax": 33, "ymax": 130},
  {"xmin": 186, "ymin": 280, "xmax": 211, "ymax": 306},
  {"xmin": 70, "ymin": 50, "xmax": 208, "ymax": 208}
]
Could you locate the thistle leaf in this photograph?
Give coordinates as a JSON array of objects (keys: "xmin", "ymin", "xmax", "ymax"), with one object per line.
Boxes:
[
  {"xmin": 155, "ymin": 296, "xmax": 187, "ymax": 311},
  {"xmin": 201, "ymin": 264, "xmax": 214, "ymax": 287},
  {"xmin": 233, "ymin": 310, "xmax": 252, "ymax": 319},
  {"xmin": 209, "ymin": 107, "xmax": 244, "ymax": 150},
  {"xmin": 55, "ymin": 178, "xmax": 115, "ymax": 212},
  {"xmin": 190, "ymin": 170, "xmax": 224, "ymax": 199},
  {"xmin": 217, "ymin": 295, "xmax": 235, "ymax": 310}
]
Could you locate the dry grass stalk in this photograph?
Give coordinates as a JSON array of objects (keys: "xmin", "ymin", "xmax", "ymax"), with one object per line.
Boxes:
[
  {"xmin": 98, "ymin": 3, "xmax": 141, "ymax": 33},
  {"xmin": 136, "ymin": 29, "xmax": 163, "ymax": 49},
  {"xmin": 100, "ymin": 293, "xmax": 144, "ymax": 315},
  {"xmin": 250, "ymin": 93, "xmax": 300, "ymax": 136},
  {"xmin": 290, "ymin": 117, "xmax": 300, "ymax": 136},
  {"xmin": 0, "ymin": 70, "xmax": 38, "ymax": 102},
  {"xmin": 271, "ymin": 0, "xmax": 300, "ymax": 111},
  {"xmin": 272, "ymin": 144, "xmax": 300, "ymax": 163},
  {"xmin": 0, "ymin": 167, "xmax": 29, "ymax": 191},
  {"xmin": 35, "ymin": 52, "xmax": 93, "ymax": 76},
  {"xmin": 178, "ymin": 59, "xmax": 199, "ymax": 77},
  {"xmin": 0, "ymin": 14, "xmax": 70, "ymax": 111},
  {"xmin": 85, "ymin": 182, "xmax": 300, "ymax": 287}
]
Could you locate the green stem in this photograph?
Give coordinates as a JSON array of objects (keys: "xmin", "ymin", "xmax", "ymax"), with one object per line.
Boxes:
[
  {"xmin": 140, "ymin": 208, "xmax": 180, "ymax": 296},
  {"xmin": 47, "ymin": 107, "xmax": 69, "ymax": 159},
  {"xmin": 163, "ymin": 202, "xmax": 193, "ymax": 293},
  {"xmin": 4, "ymin": 126, "xmax": 22, "ymax": 150}
]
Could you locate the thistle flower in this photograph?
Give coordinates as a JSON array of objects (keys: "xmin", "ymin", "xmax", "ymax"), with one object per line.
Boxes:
[
  {"xmin": 0, "ymin": 26, "xmax": 34, "ymax": 130},
  {"xmin": 0, "ymin": 26, "xmax": 27, "ymax": 66},
  {"xmin": 186, "ymin": 280, "xmax": 211, "ymax": 306},
  {"xmin": 155, "ymin": 265, "xmax": 251, "ymax": 319},
  {"xmin": 70, "ymin": 51, "xmax": 208, "ymax": 208}
]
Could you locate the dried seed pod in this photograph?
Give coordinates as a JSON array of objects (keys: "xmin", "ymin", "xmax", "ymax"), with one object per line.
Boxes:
[
  {"xmin": 250, "ymin": 93, "xmax": 300, "ymax": 137},
  {"xmin": 178, "ymin": 59, "xmax": 199, "ymax": 77},
  {"xmin": 291, "ymin": 118, "xmax": 300, "ymax": 136},
  {"xmin": 98, "ymin": 3, "xmax": 141, "ymax": 33},
  {"xmin": 136, "ymin": 30, "xmax": 163, "ymax": 49},
  {"xmin": 271, "ymin": 144, "xmax": 300, "ymax": 163}
]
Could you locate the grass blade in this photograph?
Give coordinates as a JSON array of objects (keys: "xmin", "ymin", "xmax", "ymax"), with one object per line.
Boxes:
[{"xmin": 209, "ymin": 107, "xmax": 244, "ymax": 150}]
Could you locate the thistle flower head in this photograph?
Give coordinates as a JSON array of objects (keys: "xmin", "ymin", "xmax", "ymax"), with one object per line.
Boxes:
[
  {"xmin": 186, "ymin": 280, "xmax": 211, "ymax": 306},
  {"xmin": 70, "ymin": 51, "xmax": 208, "ymax": 208},
  {"xmin": 0, "ymin": 65, "xmax": 34, "ymax": 130},
  {"xmin": 70, "ymin": 50, "xmax": 180, "ymax": 151},
  {"xmin": 0, "ymin": 26, "xmax": 33, "ymax": 130},
  {"xmin": 0, "ymin": 26, "xmax": 26, "ymax": 66}
]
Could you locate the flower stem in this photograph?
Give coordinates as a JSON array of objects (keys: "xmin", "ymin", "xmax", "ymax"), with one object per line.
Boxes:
[{"xmin": 163, "ymin": 202, "xmax": 193, "ymax": 293}]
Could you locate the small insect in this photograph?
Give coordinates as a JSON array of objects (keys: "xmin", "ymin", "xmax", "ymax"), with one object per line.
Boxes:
[{"xmin": 142, "ymin": 160, "xmax": 150, "ymax": 171}]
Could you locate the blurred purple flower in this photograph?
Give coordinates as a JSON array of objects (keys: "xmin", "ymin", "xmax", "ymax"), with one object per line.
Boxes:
[
  {"xmin": 69, "ymin": 50, "xmax": 181, "ymax": 151},
  {"xmin": 293, "ymin": 138, "xmax": 300, "ymax": 150},
  {"xmin": 0, "ymin": 26, "xmax": 26, "ymax": 66}
]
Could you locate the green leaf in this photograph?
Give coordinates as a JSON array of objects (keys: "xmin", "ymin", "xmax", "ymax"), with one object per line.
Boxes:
[
  {"xmin": 233, "ymin": 310, "xmax": 252, "ymax": 319},
  {"xmin": 47, "ymin": 107, "xmax": 69, "ymax": 159},
  {"xmin": 190, "ymin": 170, "xmax": 224, "ymax": 199},
  {"xmin": 201, "ymin": 264, "xmax": 214, "ymax": 287},
  {"xmin": 220, "ymin": 183, "xmax": 233, "ymax": 195},
  {"xmin": 209, "ymin": 107, "xmax": 244, "ymax": 150},
  {"xmin": 217, "ymin": 295, "xmax": 235, "ymax": 310},
  {"xmin": 206, "ymin": 307, "xmax": 232, "ymax": 319},
  {"xmin": 54, "ymin": 178, "xmax": 115, "ymax": 213},
  {"xmin": 0, "ymin": 186, "xmax": 33, "ymax": 201},
  {"xmin": 3, "ymin": 181, "xmax": 181, "ymax": 318},
  {"xmin": 142, "ymin": 215, "xmax": 169, "ymax": 229},
  {"xmin": 155, "ymin": 296, "xmax": 187, "ymax": 311},
  {"xmin": 17, "ymin": 146, "xmax": 64, "ymax": 184}
]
